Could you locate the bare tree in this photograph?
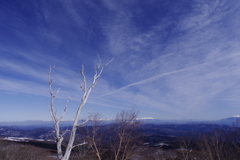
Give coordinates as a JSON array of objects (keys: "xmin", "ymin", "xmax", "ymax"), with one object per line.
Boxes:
[
  {"xmin": 73, "ymin": 142, "xmax": 92, "ymax": 160},
  {"xmin": 176, "ymin": 136, "xmax": 193, "ymax": 160},
  {"xmin": 85, "ymin": 113, "xmax": 106, "ymax": 160},
  {"xmin": 196, "ymin": 130, "xmax": 227, "ymax": 160},
  {"xmin": 0, "ymin": 141, "xmax": 53, "ymax": 160},
  {"xmin": 82, "ymin": 109, "xmax": 142, "ymax": 160},
  {"xmin": 108, "ymin": 109, "xmax": 142, "ymax": 160},
  {"xmin": 48, "ymin": 57, "xmax": 113, "ymax": 160}
]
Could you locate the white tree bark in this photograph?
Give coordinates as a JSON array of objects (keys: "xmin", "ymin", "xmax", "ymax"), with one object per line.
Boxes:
[{"xmin": 48, "ymin": 57, "xmax": 113, "ymax": 160}]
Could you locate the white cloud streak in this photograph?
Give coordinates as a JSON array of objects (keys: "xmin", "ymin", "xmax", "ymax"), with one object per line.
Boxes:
[{"xmin": 99, "ymin": 52, "xmax": 240, "ymax": 97}]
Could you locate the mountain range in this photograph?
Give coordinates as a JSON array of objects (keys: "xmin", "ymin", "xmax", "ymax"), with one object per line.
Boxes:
[{"xmin": 1, "ymin": 116, "xmax": 240, "ymax": 128}]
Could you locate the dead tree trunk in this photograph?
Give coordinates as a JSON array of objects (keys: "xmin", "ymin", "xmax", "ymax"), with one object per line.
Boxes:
[{"xmin": 48, "ymin": 57, "xmax": 113, "ymax": 160}]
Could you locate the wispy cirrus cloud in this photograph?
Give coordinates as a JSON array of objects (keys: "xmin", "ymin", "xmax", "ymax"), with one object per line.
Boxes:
[
  {"xmin": 1, "ymin": 0, "xmax": 240, "ymax": 120},
  {"xmin": 82, "ymin": 0, "xmax": 240, "ymax": 119}
]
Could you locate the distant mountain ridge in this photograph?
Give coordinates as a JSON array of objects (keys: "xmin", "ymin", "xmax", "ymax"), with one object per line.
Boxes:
[
  {"xmin": 1, "ymin": 116, "xmax": 240, "ymax": 128},
  {"xmin": 213, "ymin": 115, "xmax": 240, "ymax": 126}
]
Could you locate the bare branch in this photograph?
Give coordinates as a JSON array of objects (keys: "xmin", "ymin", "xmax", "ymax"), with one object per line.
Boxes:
[
  {"xmin": 72, "ymin": 141, "xmax": 88, "ymax": 149},
  {"xmin": 76, "ymin": 107, "xmax": 95, "ymax": 127},
  {"xmin": 80, "ymin": 82, "xmax": 85, "ymax": 91},
  {"xmin": 59, "ymin": 97, "xmax": 71, "ymax": 120},
  {"xmin": 76, "ymin": 118, "xmax": 89, "ymax": 127},
  {"xmin": 61, "ymin": 129, "xmax": 69, "ymax": 137}
]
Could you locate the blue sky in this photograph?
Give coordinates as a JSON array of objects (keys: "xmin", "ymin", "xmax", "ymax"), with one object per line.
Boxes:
[{"xmin": 1, "ymin": 0, "xmax": 240, "ymax": 121}]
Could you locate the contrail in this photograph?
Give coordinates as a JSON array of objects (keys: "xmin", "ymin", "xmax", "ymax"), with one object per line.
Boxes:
[
  {"xmin": 97, "ymin": 65, "xmax": 197, "ymax": 98},
  {"xmin": 97, "ymin": 52, "xmax": 240, "ymax": 98}
]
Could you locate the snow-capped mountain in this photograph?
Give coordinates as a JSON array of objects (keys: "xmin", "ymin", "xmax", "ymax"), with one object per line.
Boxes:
[{"xmin": 213, "ymin": 115, "xmax": 240, "ymax": 126}]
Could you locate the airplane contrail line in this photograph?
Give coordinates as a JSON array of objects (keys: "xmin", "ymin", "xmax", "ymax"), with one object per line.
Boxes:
[{"xmin": 97, "ymin": 52, "xmax": 240, "ymax": 98}]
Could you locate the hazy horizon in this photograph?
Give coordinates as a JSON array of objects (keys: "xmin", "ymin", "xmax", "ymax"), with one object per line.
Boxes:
[{"xmin": 1, "ymin": 115, "xmax": 239, "ymax": 123}]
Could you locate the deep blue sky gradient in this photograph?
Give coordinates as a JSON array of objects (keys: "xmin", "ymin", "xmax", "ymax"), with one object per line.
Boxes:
[{"xmin": 1, "ymin": 0, "xmax": 240, "ymax": 121}]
